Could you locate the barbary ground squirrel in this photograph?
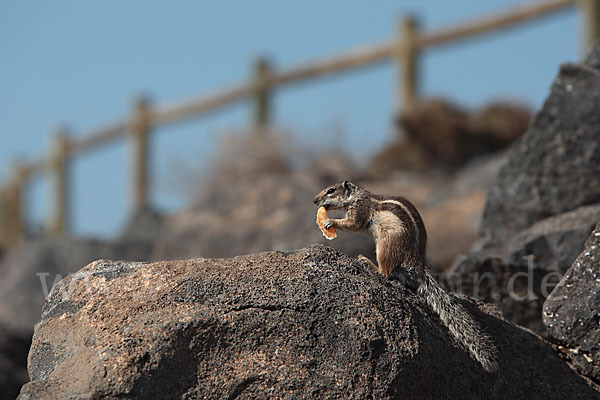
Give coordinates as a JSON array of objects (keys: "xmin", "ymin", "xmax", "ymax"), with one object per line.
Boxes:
[{"xmin": 313, "ymin": 180, "xmax": 498, "ymax": 372}]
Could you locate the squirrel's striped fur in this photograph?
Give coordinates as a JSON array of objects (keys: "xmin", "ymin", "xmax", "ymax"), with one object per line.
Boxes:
[{"xmin": 313, "ymin": 180, "xmax": 498, "ymax": 372}]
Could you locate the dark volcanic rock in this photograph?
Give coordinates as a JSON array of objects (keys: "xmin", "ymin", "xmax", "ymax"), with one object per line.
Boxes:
[
  {"xmin": 0, "ymin": 236, "xmax": 154, "ymax": 336},
  {"xmin": 502, "ymin": 204, "xmax": 600, "ymax": 272},
  {"xmin": 18, "ymin": 246, "xmax": 598, "ymax": 399},
  {"xmin": 456, "ymin": 203, "xmax": 600, "ymax": 274},
  {"xmin": 543, "ymin": 222, "xmax": 600, "ymax": 382},
  {"xmin": 0, "ymin": 223, "xmax": 161, "ymax": 400},
  {"xmin": 448, "ymin": 257, "xmax": 557, "ymax": 337},
  {"xmin": 480, "ymin": 43, "xmax": 600, "ymax": 244},
  {"xmin": 450, "ymin": 204, "xmax": 600, "ymax": 336}
]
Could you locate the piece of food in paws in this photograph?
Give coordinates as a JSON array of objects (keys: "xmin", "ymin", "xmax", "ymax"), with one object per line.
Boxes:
[{"xmin": 316, "ymin": 206, "xmax": 337, "ymax": 240}]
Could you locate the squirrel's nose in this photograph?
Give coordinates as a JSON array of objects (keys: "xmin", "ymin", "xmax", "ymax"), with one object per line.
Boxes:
[{"xmin": 313, "ymin": 196, "xmax": 320, "ymax": 205}]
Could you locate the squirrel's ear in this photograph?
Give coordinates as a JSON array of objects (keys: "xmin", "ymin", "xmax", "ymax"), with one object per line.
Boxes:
[{"xmin": 343, "ymin": 180, "xmax": 356, "ymax": 194}]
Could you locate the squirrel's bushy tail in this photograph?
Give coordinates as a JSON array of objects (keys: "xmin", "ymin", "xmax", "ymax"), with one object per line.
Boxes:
[{"xmin": 418, "ymin": 270, "xmax": 498, "ymax": 372}]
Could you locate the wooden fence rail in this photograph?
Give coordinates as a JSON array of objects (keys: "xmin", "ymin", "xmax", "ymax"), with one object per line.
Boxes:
[{"xmin": 1, "ymin": 0, "xmax": 597, "ymax": 249}]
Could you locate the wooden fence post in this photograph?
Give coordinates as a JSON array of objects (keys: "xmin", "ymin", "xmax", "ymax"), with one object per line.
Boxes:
[
  {"xmin": 130, "ymin": 96, "xmax": 151, "ymax": 211},
  {"xmin": 0, "ymin": 183, "xmax": 16, "ymax": 250},
  {"xmin": 0, "ymin": 164, "xmax": 26, "ymax": 249},
  {"xmin": 48, "ymin": 129, "xmax": 70, "ymax": 235},
  {"xmin": 396, "ymin": 15, "xmax": 421, "ymax": 121},
  {"xmin": 579, "ymin": 0, "xmax": 600, "ymax": 54},
  {"xmin": 252, "ymin": 57, "xmax": 272, "ymax": 135}
]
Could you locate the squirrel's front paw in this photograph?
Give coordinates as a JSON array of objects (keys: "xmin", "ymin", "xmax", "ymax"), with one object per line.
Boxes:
[
  {"xmin": 357, "ymin": 255, "xmax": 378, "ymax": 271},
  {"xmin": 323, "ymin": 220, "xmax": 333, "ymax": 230}
]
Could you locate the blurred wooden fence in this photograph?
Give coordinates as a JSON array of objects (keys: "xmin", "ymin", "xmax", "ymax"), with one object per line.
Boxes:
[{"xmin": 0, "ymin": 0, "xmax": 597, "ymax": 249}]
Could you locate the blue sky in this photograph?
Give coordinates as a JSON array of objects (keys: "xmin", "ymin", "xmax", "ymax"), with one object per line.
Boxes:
[{"xmin": 0, "ymin": 1, "xmax": 579, "ymax": 238}]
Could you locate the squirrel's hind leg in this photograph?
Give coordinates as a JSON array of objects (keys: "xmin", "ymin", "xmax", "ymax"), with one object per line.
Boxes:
[{"xmin": 375, "ymin": 239, "xmax": 397, "ymax": 278}]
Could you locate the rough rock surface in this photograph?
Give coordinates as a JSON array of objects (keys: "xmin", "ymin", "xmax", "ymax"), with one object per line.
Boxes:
[
  {"xmin": 18, "ymin": 246, "xmax": 599, "ymax": 399},
  {"xmin": 480, "ymin": 43, "xmax": 600, "ymax": 244},
  {"xmin": 543, "ymin": 222, "xmax": 600, "ymax": 382},
  {"xmin": 448, "ymin": 257, "xmax": 555, "ymax": 338},
  {"xmin": 502, "ymin": 204, "xmax": 600, "ymax": 271},
  {"xmin": 0, "ymin": 236, "xmax": 155, "ymax": 336},
  {"xmin": 449, "ymin": 204, "xmax": 600, "ymax": 336}
]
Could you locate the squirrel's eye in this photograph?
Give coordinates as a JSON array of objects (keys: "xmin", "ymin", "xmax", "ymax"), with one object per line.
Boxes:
[{"xmin": 326, "ymin": 188, "xmax": 335, "ymax": 195}]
